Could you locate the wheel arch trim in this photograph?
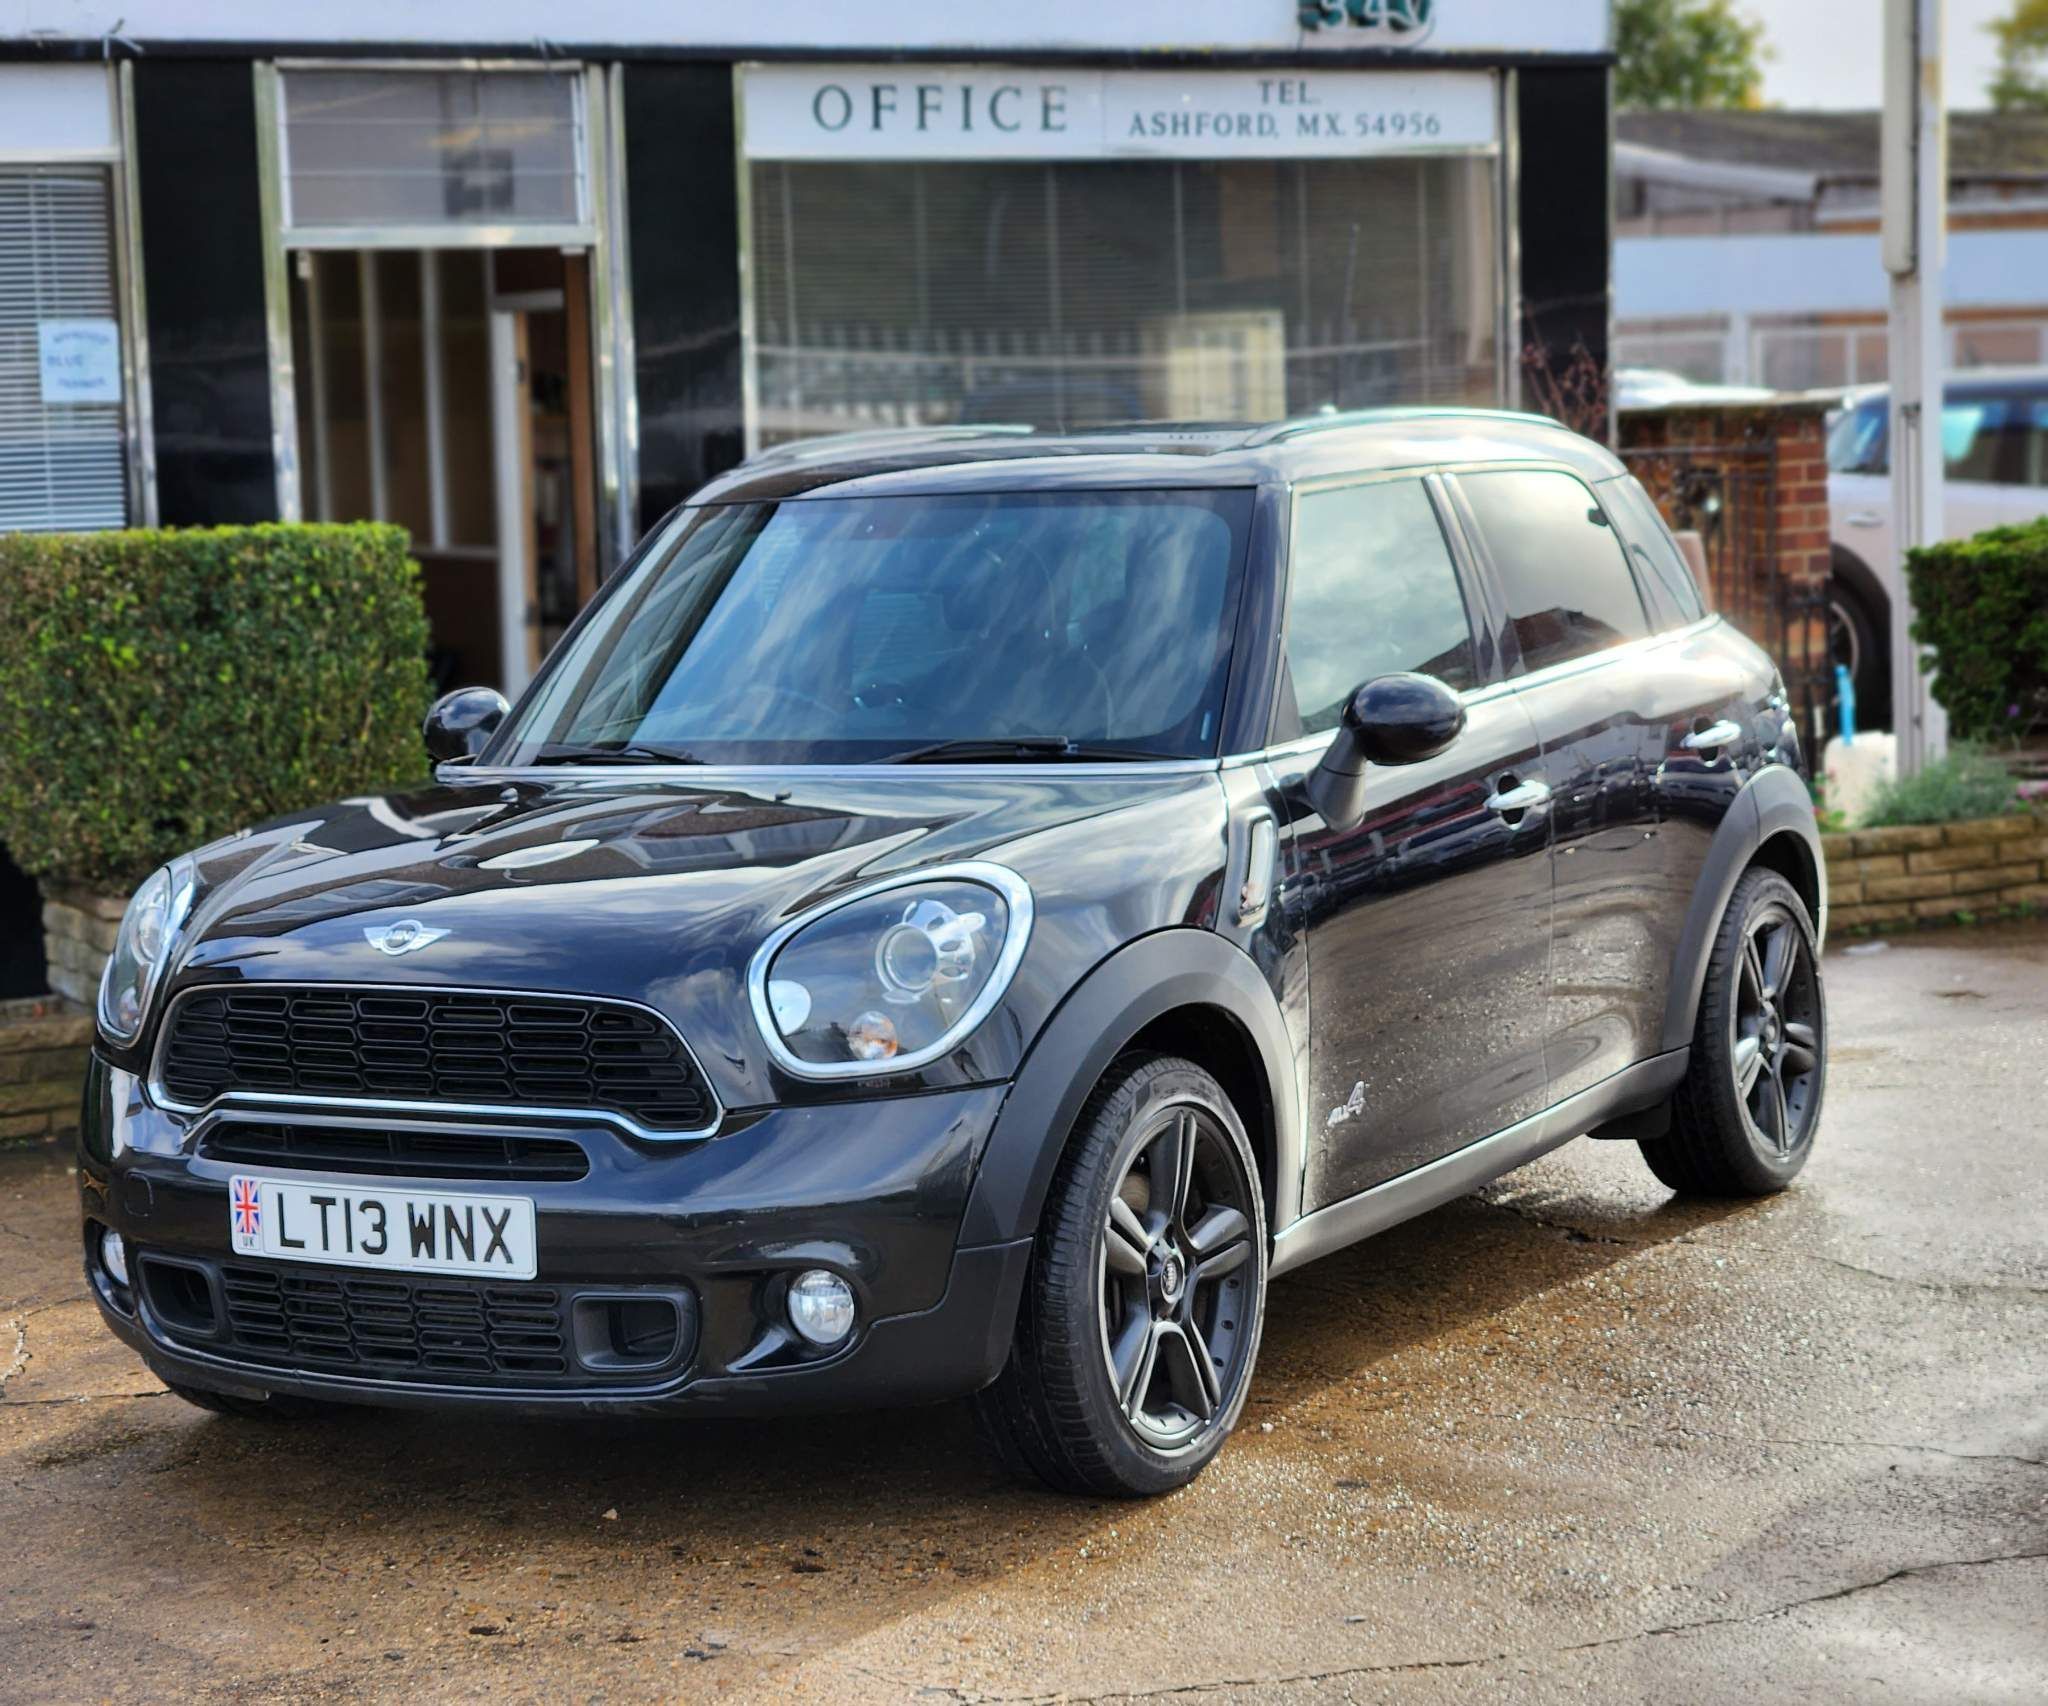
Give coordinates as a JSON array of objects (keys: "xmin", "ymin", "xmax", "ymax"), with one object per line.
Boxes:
[
  {"xmin": 1660, "ymin": 764, "xmax": 1827, "ymax": 1056},
  {"xmin": 958, "ymin": 929, "xmax": 1302, "ymax": 1253}
]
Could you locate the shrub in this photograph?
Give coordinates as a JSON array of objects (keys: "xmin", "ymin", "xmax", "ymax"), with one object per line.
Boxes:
[
  {"xmin": 1905, "ymin": 518, "xmax": 2048, "ymax": 740},
  {"xmin": 0, "ymin": 524, "xmax": 432, "ymax": 893},
  {"xmin": 1860, "ymin": 742, "xmax": 2020, "ymax": 828}
]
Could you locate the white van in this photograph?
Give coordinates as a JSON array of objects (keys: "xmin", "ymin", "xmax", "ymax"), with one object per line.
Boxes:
[{"xmin": 1829, "ymin": 370, "xmax": 2048, "ymax": 730}]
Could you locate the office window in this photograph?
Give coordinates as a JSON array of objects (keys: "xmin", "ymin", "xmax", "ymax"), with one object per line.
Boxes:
[
  {"xmin": 747, "ymin": 154, "xmax": 1500, "ymax": 443},
  {"xmin": 0, "ymin": 167, "xmax": 127, "ymax": 532},
  {"xmin": 280, "ymin": 70, "xmax": 586, "ymax": 233}
]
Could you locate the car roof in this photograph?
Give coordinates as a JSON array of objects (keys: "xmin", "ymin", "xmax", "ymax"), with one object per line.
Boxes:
[{"xmin": 688, "ymin": 410, "xmax": 1630, "ymax": 503}]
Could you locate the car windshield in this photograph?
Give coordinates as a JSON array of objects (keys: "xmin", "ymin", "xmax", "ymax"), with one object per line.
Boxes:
[
  {"xmin": 493, "ymin": 488, "xmax": 1255, "ymax": 765},
  {"xmin": 1827, "ymin": 398, "xmax": 1889, "ymax": 474}
]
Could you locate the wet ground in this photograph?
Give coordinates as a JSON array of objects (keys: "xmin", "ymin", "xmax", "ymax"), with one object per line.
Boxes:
[{"xmin": 3, "ymin": 922, "xmax": 2044, "ymax": 1704}]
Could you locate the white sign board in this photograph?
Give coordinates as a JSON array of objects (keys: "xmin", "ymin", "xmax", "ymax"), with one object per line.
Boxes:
[
  {"xmin": 742, "ymin": 67, "xmax": 1498, "ymax": 161},
  {"xmin": 38, "ymin": 320, "xmax": 123, "ymax": 405},
  {"xmin": 0, "ymin": 66, "xmax": 115, "ymax": 156},
  {"xmin": 8, "ymin": 2, "xmax": 1611, "ymax": 56}
]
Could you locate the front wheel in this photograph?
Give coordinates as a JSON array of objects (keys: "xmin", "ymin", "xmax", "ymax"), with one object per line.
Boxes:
[
  {"xmin": 974, "ymin": 1054, "xmax": 1267, "ymax": 1497},
  {"xmin": 1642, "ymin": 868, "xmax": 1826, "ymax": 1197}
]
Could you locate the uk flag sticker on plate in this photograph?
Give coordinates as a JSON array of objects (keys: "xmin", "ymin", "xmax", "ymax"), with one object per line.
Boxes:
[
  {"xmin": 223, "ymin": 1173, "xmax": 537, "ymax": 1279},
  {"xmin": 231, "ymin": 1176, "xmax": 263, "ymax": 1252}
]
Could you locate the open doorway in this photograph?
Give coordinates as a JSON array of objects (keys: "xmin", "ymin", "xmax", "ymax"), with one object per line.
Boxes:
[{"xmin": 289, "ymin": 246, "xmax": 599, "ymax": 696}]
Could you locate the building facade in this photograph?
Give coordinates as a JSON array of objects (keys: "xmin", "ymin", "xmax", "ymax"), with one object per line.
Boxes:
[
  {"xmin": 1614, "ymin": 109, "xmax": 2048, "ymax": 392},
  {"xmin": 3, "ymin": 4, "xmax": 1614, "ymax": 702}
]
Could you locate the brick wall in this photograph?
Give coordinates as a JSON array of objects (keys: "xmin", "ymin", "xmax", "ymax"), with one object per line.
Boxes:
[
  {"xmin": 0, "ymin": 997, "xmax": 90, "ymax": 1146},
  {"xmin": 1823, "ymin": 810, "xmax": 2048, "ymax": 931},
  {"xmin": 1619, "ymin": 400, "xmax": 1835, "ymax": 737},
  {"xmin": 1769, "ymin": 408, "xmax": 1834, "ymax": 702}
]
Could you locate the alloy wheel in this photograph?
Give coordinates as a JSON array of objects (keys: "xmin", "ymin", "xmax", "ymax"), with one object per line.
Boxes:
[
  {"xmin": 1732, "ymin": 905, "xmax": 1823, "ymax": 1155},
  {"xmin": 1097, "ymin": 1104, "xmax": 1258, "ymax": 1452}
]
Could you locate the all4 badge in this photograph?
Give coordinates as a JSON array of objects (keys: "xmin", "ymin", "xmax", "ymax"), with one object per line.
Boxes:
[
  {"xmin": 1326, "ymin": 1082, "xmax": 1368, "ymax": 1129},
  {"xmin": 1298, "ymin": 0, "xmax": 1437, "ymax": 44}
]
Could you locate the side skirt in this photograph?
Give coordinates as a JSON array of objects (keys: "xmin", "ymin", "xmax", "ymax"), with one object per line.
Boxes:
[{"xmin": 1267, "ymin": 1049, "xmax": 1690, "ymax": 1278}]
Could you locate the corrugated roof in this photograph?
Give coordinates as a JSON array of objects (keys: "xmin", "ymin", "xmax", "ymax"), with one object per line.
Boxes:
[{"xmin": 1616, "ymin": 109, "xmax": 2048, "ymax": 180}]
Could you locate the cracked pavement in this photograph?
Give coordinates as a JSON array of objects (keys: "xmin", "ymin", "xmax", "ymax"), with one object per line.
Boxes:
[{"xmin": 2, "ymin": 921, "xmax": 2044, "ymax": 1703}]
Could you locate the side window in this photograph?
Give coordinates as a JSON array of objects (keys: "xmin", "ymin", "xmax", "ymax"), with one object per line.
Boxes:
[
  {"xmin": 1460, "ymin": 469, "xmax": 1651, "ymax": 674},
  {"xmin": 1286, "ymin": 478, "xmax": 1477, "ymax": 735},
  {"xmin": 2024, "ymin": 396, "xmax": 2048, "ymax": 488},
  {"xmin": 1942, "ymin": 398, "xmax": 2011, "ymax": 483},
  {"xmin": 1598, "ymin": 475, "xmax": 1706, "ymax": 625}
]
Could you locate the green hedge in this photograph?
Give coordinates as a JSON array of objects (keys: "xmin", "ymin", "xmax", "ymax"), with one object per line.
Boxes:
[
  {"xmin": 0, "ymin": 524, "xmax": 432, "ymax": 893},
  {"xmin": 1906, "ymin": 518, "xmax": 2048, "ymax": 740}
]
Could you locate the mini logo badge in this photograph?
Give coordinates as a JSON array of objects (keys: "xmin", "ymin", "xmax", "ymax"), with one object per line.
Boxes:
[{"xmin": 364, "ymin": 918, "xmax": 450, "ymax": 957}]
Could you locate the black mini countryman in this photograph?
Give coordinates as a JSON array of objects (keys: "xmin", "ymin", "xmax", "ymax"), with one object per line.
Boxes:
[{"xmin": 80, "ymin": 412, "xmax": 1828, "ymax": 1496}]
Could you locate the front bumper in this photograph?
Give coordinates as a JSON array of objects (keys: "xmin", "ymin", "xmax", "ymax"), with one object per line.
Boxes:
[{"xmin": 78, "ymin": 1055, "xmax": 1031, "ymax": 1417}]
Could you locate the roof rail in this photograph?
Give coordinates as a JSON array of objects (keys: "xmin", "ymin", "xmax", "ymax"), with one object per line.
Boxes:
[
  {"xmin": 1244, "ymin": 406, "xmax": 1569, "ymax": 446},
  {"xmin": 736, "ymin": 423, "xmax": 1037, "ymax": 469}
]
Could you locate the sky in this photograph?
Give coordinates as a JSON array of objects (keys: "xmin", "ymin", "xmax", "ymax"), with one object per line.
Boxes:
[{"xmin": 1757, "ymin": 0, "xmax": 2009, "ymax": 110}]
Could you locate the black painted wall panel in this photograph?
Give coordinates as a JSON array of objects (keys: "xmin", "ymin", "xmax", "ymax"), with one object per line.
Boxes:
[
  {"xmin": 1515, "ymin": 65, "xmax": 1613, "ymax": 438},
  {"xmin": 134, "ymin": 60, "xmax": 277, "ymax": 526},
  {"xmin": 624, "ymin": 64, "xmax": 745, "ymax": 531}
]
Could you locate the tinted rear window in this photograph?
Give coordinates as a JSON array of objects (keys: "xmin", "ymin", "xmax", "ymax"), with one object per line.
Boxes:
[
  {"xmin": 1459, "ymin": 469, "xmax": 1651, "ymax": 674},
  {"xmin": 1599, "ymin": 476, "xmax": 1706, "ymax": 625}
]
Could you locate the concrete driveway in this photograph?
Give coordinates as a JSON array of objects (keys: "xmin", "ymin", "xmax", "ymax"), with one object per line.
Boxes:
[{"xmin": 3, "ymin": 923, "xmax": 2044, "ymax": 1703}]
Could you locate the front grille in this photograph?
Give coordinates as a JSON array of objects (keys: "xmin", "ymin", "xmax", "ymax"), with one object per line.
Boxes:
[
  {"xmin": 213, "ymin": 1262, "xmax": 577, "ymax": 1384},
  {"xmin": 157, "ymin": 985, "xmax": 716, "ymax": 1134},
  {"xmin": 197, "ymin": 1121, "xmax": 590, "ymax": 1182}
]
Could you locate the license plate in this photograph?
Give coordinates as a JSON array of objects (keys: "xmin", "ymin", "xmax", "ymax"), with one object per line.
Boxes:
[{"xmin": 227, "ymin": 1175, "xmax": 537, "ymax": 1280}]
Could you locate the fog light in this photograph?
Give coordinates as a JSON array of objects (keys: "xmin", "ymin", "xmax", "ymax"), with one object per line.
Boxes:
[
  {"xmin": 100, "ymin": 1228, "xmax": 130, "ymax": 1288},
  {"xmin": 786, "ymin": 1269, "xmax": 856, "ymax": 1348}
]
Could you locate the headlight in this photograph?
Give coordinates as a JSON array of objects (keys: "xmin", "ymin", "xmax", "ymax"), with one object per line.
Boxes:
[
  {"xmin": 97, "ymin": 857, "xmax": 197, "ymax": 1045},
  {"xmin": 748, "ymin": 862, "xmax": 1033, "ymax": 1078}
]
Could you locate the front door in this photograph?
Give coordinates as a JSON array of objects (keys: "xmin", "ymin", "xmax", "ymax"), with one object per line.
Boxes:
[
  {"xmin": 288, "ymin": 246, "xmax": 599, "ymax": 697},
  {"xmin": 1269, "ymin": 474, "xmax": 1554, "ymax": 1213}
]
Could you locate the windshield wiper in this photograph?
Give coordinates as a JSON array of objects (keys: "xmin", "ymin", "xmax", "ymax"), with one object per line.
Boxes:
[
  {"xmin": 871, "ymin": 737, "xmax": 1169, "ymax": 765},
  {"xmin": 526, "ymin": 742, "xmax": 708, "ymax": 766}
]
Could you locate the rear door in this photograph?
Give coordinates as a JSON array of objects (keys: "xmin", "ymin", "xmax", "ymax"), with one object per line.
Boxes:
[
  {"xmin": 1267, "ymin": 473, "xmax": 1553, "ymax": 1210},
  {"xmin": 1449, "ymin": 466, "xmax": 1745, "ymax": 1104}
]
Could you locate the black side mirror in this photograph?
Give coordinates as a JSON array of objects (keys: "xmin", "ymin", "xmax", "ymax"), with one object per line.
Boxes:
[
  {"xmin": 423, "ymin": 687, "xmax": 510, "ymax": 765},
  {"xmin": 1306, "ymin": 672, "xmax": 1467, "ymax": 833}
]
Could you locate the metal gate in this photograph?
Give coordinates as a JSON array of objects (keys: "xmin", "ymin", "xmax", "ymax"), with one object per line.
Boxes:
[{"xmin": 1622, "ymin": 431, "xmax": 1829, "ymax": 775}]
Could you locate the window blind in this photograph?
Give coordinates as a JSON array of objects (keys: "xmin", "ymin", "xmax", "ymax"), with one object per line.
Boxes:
[
  {"xmin": 748, "ymin": 155, "xmax": 1499, "ymax": 445},
  {"xmin": 0, "ymin": 167, "xmax": 127, "ymax": 533}
]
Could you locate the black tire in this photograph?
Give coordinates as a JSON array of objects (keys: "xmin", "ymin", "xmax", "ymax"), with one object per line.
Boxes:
[
  {"xmin": 974, "ymin": 1054, "xmax": 1267, "ymax": 1497},
  {"xmin": 164, "ymin": 1381, "xmax": 340, "ymax": 1420},
  {"xmin": 1643, "ymin": 868, "xmax": 1826, "ymax": 1197}
]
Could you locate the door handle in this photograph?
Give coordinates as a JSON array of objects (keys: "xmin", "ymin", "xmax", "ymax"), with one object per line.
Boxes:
[
  {"xmin": 1844, "ymin": 511, "xmax": 1884, "ymax": 528},
  {"xmin": 1683, "ymin": 719, "xmax": 1744, "ymax": 752},
  {"xmin": 1484, "ymin": 779, "xmax": 1552, "ymax": 815}
]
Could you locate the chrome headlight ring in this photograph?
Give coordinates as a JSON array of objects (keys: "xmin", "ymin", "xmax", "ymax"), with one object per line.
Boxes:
[
  {"xmin": 746, "ymin": 861, "xmax": 1034, "ymax": 1080},
  {"xmin": 96, "ymin": 856, "xmax": 198, "ymax": 1046}
]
